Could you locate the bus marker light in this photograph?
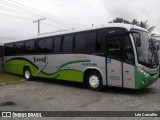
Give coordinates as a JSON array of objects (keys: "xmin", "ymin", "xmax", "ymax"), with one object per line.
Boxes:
[{"xmin": 128, "ymin": 77, "xmax": 131, "ymax": 80}]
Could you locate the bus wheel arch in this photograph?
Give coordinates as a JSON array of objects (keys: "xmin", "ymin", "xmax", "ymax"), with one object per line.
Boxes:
[
  {"xmin": 23, "ymin": 66, "xmax": 32, "ymax": 80},
  {"xmin": 83, "ymin": 69, "xmax": 103, "ymax": 91}
]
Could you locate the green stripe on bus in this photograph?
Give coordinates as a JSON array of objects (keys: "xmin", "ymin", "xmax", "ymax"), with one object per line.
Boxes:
[
  {"xmin": 4, "ymin": 59, "xmax": 38, "ymax": 75},
  {"xmin": 4, "ymin": 59, "xmax": 84, "ymax": 82},
  {"xmin": 38, "ymin": 69, "xmax": 83, "ymax": 82},
  {"xmin": 58, "ymin": 59, "xmax": 90, "ymax": 70}
]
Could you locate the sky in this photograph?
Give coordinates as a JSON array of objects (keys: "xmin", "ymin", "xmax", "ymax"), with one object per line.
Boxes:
[{"xmin": 0, "ymin": 0, "xmax": 160, "ymax": 44}]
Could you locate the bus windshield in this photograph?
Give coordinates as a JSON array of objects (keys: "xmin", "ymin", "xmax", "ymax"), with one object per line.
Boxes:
[{"xmin": 132, "ymin": 30, "xmax": 159, "ymax": 68}]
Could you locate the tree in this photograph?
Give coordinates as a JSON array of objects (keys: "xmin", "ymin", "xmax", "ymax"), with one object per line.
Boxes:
[
  {"xmin": 131, "ymin": 19, "xmax": 139, "ymax": 25},
  {"xmin": 139, "ymin": 20, "xmax": 148, "ymax": 29},
  {"xmin": 137, "ymin": 21, "xmax": 160, "ymax": 38},
  {"xmin": 109, "ymin": 17, "xmax": 130, "ymax": 24}
]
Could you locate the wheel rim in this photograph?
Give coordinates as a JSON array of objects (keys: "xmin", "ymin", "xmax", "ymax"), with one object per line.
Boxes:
[
  {"xmin": 89, "ymin": 75, "xmax": 100, "ymax": 88},
  {"xmin": 25, "ymin": 70, "xmax": 30, "ymax": 79}
]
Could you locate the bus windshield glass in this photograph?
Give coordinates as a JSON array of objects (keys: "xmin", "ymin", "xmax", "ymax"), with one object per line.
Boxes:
[{"xmin": 132, "ymin": 30, "xmax": 158, "ymax": 68}]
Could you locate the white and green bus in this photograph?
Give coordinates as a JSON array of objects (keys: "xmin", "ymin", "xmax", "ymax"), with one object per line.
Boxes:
[{"xmin": 3, "ymin": 23, "xmax": 159, "ymax": 90}]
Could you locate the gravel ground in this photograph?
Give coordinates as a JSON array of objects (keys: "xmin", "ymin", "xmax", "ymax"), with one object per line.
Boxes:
[{"xmin": 0, "ymin": 78, "xmax": 160, "ymax": 120}]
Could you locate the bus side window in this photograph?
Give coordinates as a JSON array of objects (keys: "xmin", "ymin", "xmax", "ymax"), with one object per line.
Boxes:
[
  {"xmin": 62, "ymin": 35, "xmax": 73, "ymax": 52},
  {"xmin": 96, "ymin": 31, "xmax": 101, "ymax": 51},
  {"xmin": 24, "ymin": 40, "xmax": 36, "ymax": 54},
  {"xmin": 37, "ymin": 38, "xmax": 53, "ymax": 54},
  {"xmin": 86, "ymin": 32, "xmax": 97, "ymax": 52},
  {"xmin": 75, "ymin": 33, "xmax": 87, "ymax": 52},
  {"xmin": 54, "ymin": 37, "xmax": 62, "ymax": 53},
  {"xmin": 4, "ymin": 43, "xmax": 14, "ymax": 56},
  {"xmin": 14, "ymin": 42, "xmax": 24, "ymax": 55},
  {"xmin": 75, "ymin": 31, "xmax": 97, "ymax": 53},
  {"xmin": 123, "ymin": 35, "xmax": 134, "ymax": 65}
]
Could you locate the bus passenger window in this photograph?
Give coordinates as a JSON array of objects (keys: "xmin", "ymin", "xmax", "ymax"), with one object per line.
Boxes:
[
  {"xmin": 14, "ymin": 42, "xmax": 24, "ymax": 55},
  {"xmin": 37, "ymin": 38, "xmax": 53, "ymax": 54},
  {"xmin": 4, "ymin": 43, "xmax": 13, "ymax": 56},
  {"xmin": 75, "ymin": 33, "xmax": 87, "ymax": 52},
  {"xmin": 62, "ymin": 35, "xmax": 73, "ymax": 52},
  {"xmin": 24, "ymin": 40, "xmax": 36, "ymax": 54},
  {"xmin": 86, "ymin": 32, "xmax": 97, "ymax": 51},
  {"xmin": 54, "ymin": 37, "xmax": 61, "ymax": 53}
]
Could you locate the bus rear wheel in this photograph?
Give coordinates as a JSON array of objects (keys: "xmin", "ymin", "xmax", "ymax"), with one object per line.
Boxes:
[
  {"xmin": 24, "ymin": 67, "xmax": 32, "ymax": 80},
  {"xmin": 86, "ymin": 71, "xmax": 103, "ymax": 91}
]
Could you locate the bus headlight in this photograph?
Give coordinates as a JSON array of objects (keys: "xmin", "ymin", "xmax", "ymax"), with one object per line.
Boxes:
[
  {"xmin": 138, "ymin": 68, "xmax": 149, "ymax": 77},
  {"xmin": 142, "ymin": 80, "xmax": 145, "ymax": 85}
]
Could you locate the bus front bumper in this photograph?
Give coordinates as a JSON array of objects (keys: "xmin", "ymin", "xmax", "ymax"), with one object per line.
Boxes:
[{"xmin": 135, "ymin": 68, "xmax": 159, "ymax": 89}]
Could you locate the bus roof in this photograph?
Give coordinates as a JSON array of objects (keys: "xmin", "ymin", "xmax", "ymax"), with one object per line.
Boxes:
[{"xmin": 4, "ymin": 23, "xmax": 148, "ymax": 43}]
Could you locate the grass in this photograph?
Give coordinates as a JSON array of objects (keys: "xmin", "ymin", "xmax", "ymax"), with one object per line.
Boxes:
[{"xmin": 0, "ymin": 71, "xmax": 24, "ymax": 84}]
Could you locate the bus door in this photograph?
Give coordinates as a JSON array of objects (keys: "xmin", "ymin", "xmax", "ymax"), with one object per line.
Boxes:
[{"xmin": 106, "ymin": 36, "xmax": 123, "ymax": 87}]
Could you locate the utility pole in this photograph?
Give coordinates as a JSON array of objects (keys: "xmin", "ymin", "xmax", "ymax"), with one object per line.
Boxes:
[{"xmin": 33, "ymin": 17, "xmax": 46, "ymax": 34}]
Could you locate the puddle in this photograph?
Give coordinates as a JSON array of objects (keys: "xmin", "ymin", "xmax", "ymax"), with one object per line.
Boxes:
[{"xmin": 1, "ymin": 101, "xmax": 17, "ymax": 106}]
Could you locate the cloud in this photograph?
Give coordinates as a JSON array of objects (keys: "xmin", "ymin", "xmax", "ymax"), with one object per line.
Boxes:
[
  {"xmin": 0, "ymin": 0, "xmax": 160, "ymax": 44},
  {"xmin": 101, "ymin": 0, "xmax": 160, "ymax": 34}
]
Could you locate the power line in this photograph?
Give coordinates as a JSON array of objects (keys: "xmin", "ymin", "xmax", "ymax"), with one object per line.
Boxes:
[
  {"xmin": 0, "ymin": 8, "xmax": 71, "ymax": 30},
  {"xmin": 0, "ymin": 1, "xmax": 44, "ymax": 18},
  {"xmin": 0, "ymin": 1, "xmax": 78, "ymax": 28},
  {"xmin": 38, "ymin": 28, "xmax": 75, "ymax": 36},
  {"xmin": 4, "ymin": 0, "xmax": 83, "ymax": 27},
  {"xmin": 0, "ymin": 12, "xmax": 33, "ymax": 21},
  {"xmin": 0, "ymin": 0, "xmax": 44, "ymax": 17},
  {"xmin": 0, "ymin": 6, "xmax": 68, "ymax": 28},
  {"xmin": 0, "ymin": 0, "xmax": 85, "ymax": 37},
  {"xmin": 0, "ymin": 5, "xmax": 38, "ymax": 19},
  {"xmin": 0, "ymin": 12, "xmax": 68, "ymax": 32},
  {"xmin": 7, "ymin": 0, "xmax": 83, "ymax": 27},
  {"xmin": 41, "ymin": 22, "xmax": 65, "ymax": 29}
]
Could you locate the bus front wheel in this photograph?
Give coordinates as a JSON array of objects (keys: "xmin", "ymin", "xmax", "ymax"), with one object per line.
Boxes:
[
  {"xmin": 24, "ymin": 67, "xmax": 32, "ymax": 80},
  {"xmin": 86, "ymin": 71, "xmax": 103, "ymax": 91}
]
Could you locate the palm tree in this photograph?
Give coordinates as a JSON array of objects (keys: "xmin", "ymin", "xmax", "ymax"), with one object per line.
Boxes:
[
  {"xmin": 109, "ymin": 18, "xmax": 160, "ymax": 38},
  {"xmin": 139, "ymin": 20, "xmax": 149, "ymax": 29},
  {"xmin": 131, "ymin": 19, "xmax": 139, "ymax": 25},
  {"xmin": 138, "ymin": 20, "xmax": 160, "ymax": 38},
  {"xmin": 109, "ymin": 17, "xmax": 130, "ymax": 24}
]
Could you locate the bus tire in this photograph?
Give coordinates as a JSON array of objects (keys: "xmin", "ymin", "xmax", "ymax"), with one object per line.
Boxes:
[
  {"xmin": 24, "ymin": 67, "xmax": 32, "ymax": 80},
  {"xmin": 86, "ymin": 71, "xmax": 103, "ymax": 91}
]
